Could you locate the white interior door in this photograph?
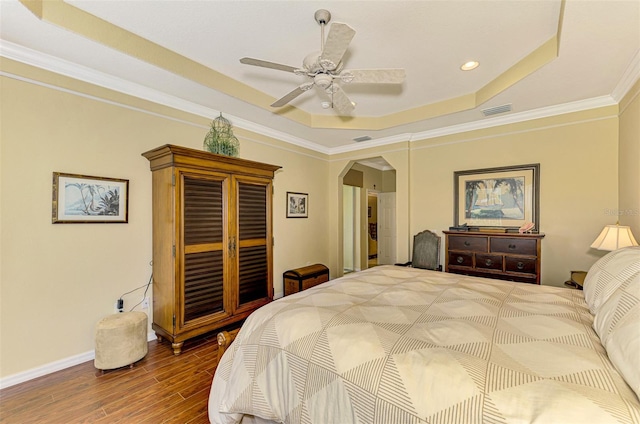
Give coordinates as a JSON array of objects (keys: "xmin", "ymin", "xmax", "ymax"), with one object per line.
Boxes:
[
  {"xmin": 377, "ymin": 192, "xmax": 396, "ymax": 265},
  {"xmin": 343, "ymin": 185, "xmax": 360, "ymax": 272}
]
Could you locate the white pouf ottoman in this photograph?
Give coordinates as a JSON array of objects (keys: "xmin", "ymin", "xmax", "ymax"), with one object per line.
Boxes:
[{"xmin": 95, "ymin": 312, "xmax": 148, "ymax": 370}]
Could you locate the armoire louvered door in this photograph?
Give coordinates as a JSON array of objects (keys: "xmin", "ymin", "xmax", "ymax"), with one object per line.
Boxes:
[
  {"xmin": 235, "ymin": 179, "xmax": 272, "ymax": 312},
  {"xmin": 181, "ymin": 173, "xmax": 228, "ymax": 326},
  {"xmin": 143, "ymin": 145, "xmax": 280, "ymax": 355}
]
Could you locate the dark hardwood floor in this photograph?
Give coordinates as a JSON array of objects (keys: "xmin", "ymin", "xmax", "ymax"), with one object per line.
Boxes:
[{"xmin": 0, "ymin": 334, "xmax": 219, "ymax": 423}]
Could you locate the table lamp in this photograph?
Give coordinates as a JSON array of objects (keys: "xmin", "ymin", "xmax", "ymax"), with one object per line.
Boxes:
[{"xmin": 590, "ymin": 223, "xmax": 639, "ymax": 251}]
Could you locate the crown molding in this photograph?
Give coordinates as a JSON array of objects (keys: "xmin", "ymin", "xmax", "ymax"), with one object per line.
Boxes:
[
  {"xmin": 0, "ymin": 41, "xmax": 629, "ymax": 158},
  {"xmin": 325, "ymin": 95, "xmax": 617, "ymax": 154},
  {"xmin": 408, "ymin": 95, "xmax": 617, "ymax": 142},
  {"xmin": 0, "ymin": 41, "xmax": 329, "ymax": 155},
  {"xmin": 329, "ymin": 133, "xmax": 412, "ymax": 155},
  {"xmin": 612, "ymin": 48, "xmax": 640, "ymax": 102}
]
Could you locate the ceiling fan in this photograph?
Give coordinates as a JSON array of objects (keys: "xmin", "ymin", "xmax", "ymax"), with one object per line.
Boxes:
[{"xmin": 239, "ymin": 9, "xmax": 406, "ymax": 115}]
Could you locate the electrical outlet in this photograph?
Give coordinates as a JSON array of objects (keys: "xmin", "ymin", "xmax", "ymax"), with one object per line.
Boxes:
[{"xmin": 142, "ymin": 297, "xmax": 150, "ymax": 310}]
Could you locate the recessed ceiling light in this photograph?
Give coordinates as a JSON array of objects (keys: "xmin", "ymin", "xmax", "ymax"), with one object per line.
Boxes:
[{"xmin": 460, "ymin": 61, "xmax": 479, "ymax": 71}]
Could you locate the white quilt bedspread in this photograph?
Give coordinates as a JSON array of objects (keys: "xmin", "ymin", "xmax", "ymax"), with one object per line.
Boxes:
[{"xmin": 209, "ymin": 266, "xmax": 640, "ymax": 423}]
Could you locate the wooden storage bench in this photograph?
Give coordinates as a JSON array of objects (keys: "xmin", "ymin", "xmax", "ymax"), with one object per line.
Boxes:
[{"xmin": 284, "ymin": 264, "xmax": 329, "ymax": 296}]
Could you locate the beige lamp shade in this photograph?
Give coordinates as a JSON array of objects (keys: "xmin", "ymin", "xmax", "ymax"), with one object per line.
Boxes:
[{"xmin": 590, "ymin": 224, "xmax": 639, "ymax": 251}]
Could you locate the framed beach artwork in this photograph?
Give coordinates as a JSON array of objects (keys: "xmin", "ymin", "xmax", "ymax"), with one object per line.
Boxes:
[
  {"xmin": 286, "ymin": 191, "xmax": 308, "ymax": 218},
  {"xmin": 453, "ymin": 164, "xmax": 539, "ymax": 231},
  {"xmin": 52, "ymin": 172, "xmax": 129, "ymax": 223}
]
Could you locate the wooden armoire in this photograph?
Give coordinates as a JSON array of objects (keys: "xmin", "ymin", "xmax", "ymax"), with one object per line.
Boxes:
[{"xmin": 142, "ymin": 144, "xmax": 280, "ymax": 354}]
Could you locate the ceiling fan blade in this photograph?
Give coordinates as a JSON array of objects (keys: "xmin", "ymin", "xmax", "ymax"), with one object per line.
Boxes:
[
  {"xmin": 330, "ymin": 85, "xmax": 355, "ymax": 115},
  {"xmin": 271, "ymin": 83, "xmax": 314, "ymax": 107},
  {"xmin": 341, "ymin": 69, "xmax": 406, "ymax": 84},
  {"xmin": 240, "ymin": 57, "xmax": 298, "ymax": 73},
  {"xmin": 320, "ymin": 23, "xmax": 355, "ymax": 71}
]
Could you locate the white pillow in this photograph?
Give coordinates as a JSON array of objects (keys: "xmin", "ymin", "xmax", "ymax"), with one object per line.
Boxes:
[
  {"xmin": 583, "ymin": 246, "xmax": 640, "ymax": 315},
  {"xmin": 593, "ymin": 272, "xmax": 640, "ymax": 399},
  {"xmin": 604, "ymin": 315, "xmax": 640, "ymax": 399},
  {"xmin": 593, "ymin": 270, "xmax": 639, "ymax": 343}
]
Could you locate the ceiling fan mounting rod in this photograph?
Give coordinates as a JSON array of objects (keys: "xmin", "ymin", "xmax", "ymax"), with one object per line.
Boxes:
[{"xmin": 314, "ymin": 9, "xmax": 331, "ymax": 52}]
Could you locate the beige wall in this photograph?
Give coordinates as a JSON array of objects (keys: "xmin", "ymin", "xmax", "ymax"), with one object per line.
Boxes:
[
  {"xmin": 382, "ymin": 170, "xmax": 397, "ymax": 193},
  {"xmin": 409, "ymin": 107, "xmax": 620, "ymax": 286},
  {"xmin": 0, "ymin": 71, "xmax": 330, "ymax": 380},
  {"xmin": 1, "ymin": 58, "xmax": 637, "ymax": 384},
  {"xmin": 618, "ymin": 80, "xmax": 640, "ymax": 236}
]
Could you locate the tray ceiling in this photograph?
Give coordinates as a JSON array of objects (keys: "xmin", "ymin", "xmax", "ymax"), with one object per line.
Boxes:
[{"xmin": 1, "ymin": 0, "xmax": 638, "ymax": 151}]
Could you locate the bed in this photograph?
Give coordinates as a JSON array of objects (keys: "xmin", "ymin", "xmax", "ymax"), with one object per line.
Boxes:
[{"xmin": 209, "ymin": 247, "xmax": 640, "ymax": 423}]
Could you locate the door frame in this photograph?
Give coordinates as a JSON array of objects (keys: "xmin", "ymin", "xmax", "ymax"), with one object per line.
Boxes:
[{"xmin": 366, "ymin": 189, "xmax": 380, "ymax": 268}]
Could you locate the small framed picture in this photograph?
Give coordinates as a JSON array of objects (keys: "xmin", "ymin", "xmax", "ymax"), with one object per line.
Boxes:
[
  {"xmin": 286, "ymin": 191, "xmax": 308, "ymax": 218},
  {"xmin": 52, "ymin": 172, "xmax": 129, "ymax": 223}
]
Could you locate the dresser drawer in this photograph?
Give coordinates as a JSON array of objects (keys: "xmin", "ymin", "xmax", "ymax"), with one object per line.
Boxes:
[
  {"xmin": 448, "ymin": 252, "xmax": 473, "ymax": 268},
  {"xmin": 490, "ymin": 237, "xmax": 537, "ymax": 256},
  {"xmin": 505, "ymin": 257, "xmax": 537, "ymax": 275},
  {"xmin": 449, "ymin": 236, "xmax": 488, "ymax": 252},
  {"xmin": 475, "ymin": 254, "xmax": 503, "ymax": 271},
  {"xmin": 444, "ymin": 231, "xmax": 544, "ymax": 284}
]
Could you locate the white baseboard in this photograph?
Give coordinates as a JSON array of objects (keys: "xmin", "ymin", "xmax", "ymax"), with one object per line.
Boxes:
[{"xmin": 0, "ymin": 332, "xmax": 157, "ymax": 390}]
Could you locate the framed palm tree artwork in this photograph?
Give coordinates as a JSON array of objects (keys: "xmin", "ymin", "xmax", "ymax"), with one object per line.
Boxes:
[
  {"xmin": 453, "ymin": 164, "xmax": 539, "ymax": 232},
  {"xmin": 52, "ymin": 172, "xmax": 129, "ymax": 223}
]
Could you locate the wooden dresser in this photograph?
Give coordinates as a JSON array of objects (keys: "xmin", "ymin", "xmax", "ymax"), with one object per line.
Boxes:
[
  {"xmin": 143, "ymin": 144, "xmax": 280, "ymax": 354},
  {"xmin": 444, "ymin": 231, "xmax": 545, "ymax": 284}
]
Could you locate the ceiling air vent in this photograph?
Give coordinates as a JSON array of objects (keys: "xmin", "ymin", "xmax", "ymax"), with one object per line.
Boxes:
[
  {"xmin": 353, "ymin": 136, "xmax": 372, "ymax": 142},
  {"xmin": 481, "ymin": 104, "xmax": 512, "ymax": 117}
]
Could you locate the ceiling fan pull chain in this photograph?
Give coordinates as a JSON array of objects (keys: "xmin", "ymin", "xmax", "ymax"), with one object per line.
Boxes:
[{"xmin": 331, "ymin": 84, "xmax": 334, "ymax": 109}]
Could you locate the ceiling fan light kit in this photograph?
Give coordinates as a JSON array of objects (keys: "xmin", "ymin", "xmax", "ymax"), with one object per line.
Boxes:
[{"xmin": 239, "ymin": 9, "xmax": 406, "ymax": 115}]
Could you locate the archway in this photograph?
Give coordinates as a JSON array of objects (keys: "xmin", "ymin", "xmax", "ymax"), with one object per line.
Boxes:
[{"xmin": 341, "ymin": 157, "xmax": 396, "ymax": 272}]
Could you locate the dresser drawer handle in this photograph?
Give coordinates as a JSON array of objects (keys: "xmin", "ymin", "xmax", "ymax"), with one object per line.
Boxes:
[
  {"xmin": 456, "ymin": 256, "xmax": 464, "ymax": 264},
  {"xmin": 485, "ymin": 259, "xmax": 493, "ymax": 266},
  {"xmin": 464, "ymin": 241, "xmax": 471, "ymax": 247},
  {"xmin": 516, "ymin": 261, "xmax": 525, "ymax": 270},
  {"xmin": 508, "ymin": 244, "xmax": 517, "ymax": 250}
]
